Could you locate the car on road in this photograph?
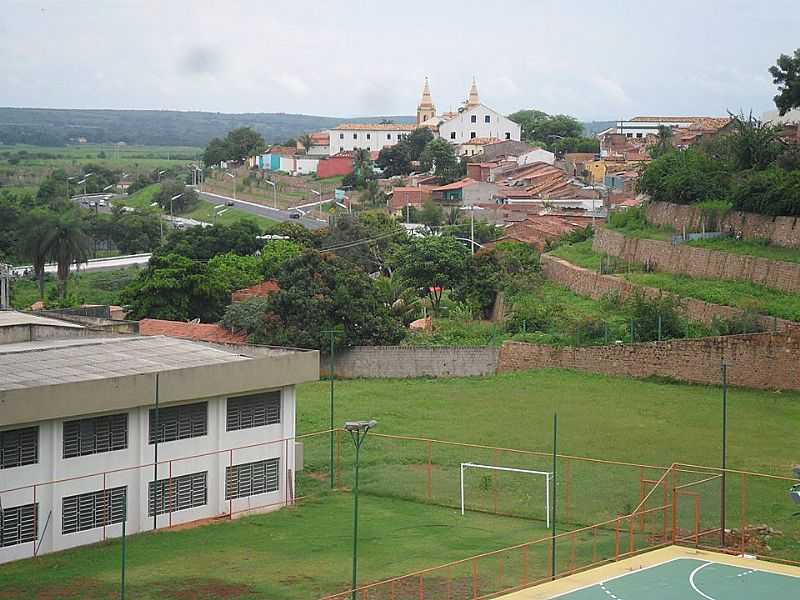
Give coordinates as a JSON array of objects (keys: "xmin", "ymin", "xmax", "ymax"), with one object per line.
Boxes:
[
  {"xmin": 289, "ymin": 212, "xmax": 301, "ymax": 219},
  {"xmin": 225, "ymin": 200, "xmax": 234, "ymax": 207}
]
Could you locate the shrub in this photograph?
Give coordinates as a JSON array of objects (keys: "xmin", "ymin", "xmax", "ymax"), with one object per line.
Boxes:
[
  {"xmin": 638, "ymin": 149, "xmax": 729, "ymax": 205},
  {"xmin": 624, "ymin": 291, "xmax": 685, "ymax": 341}
]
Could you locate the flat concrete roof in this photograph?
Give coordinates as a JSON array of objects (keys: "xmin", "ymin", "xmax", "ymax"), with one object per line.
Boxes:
[
  {"xmin": 0, "ymin": 310, "xmax": 84, "ymax": 330},
  {"xmin": 0, "ymin": 336, "xmax": 249, "ymax": 391},
  {"xmin": 0, "ymin": 336, "xmax": 320, "ymax": 427}
]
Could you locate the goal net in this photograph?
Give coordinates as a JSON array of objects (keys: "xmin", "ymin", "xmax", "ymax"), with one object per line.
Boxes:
[{"xmin": 460, "ymin": 462, "xmax": 553, "ymax": 527}]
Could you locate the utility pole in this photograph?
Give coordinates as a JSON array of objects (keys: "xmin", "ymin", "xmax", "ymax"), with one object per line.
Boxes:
[
  {"xmin": 322, "ymin": 329, "xmax": 339, "ymax": 488},
  {"xmin": 551, "ymin": 413, "xmax": 558, "ymax": 581},
  {"xmin": 721, "ymin": 362, "xmax": 728, "ymax": 548}
]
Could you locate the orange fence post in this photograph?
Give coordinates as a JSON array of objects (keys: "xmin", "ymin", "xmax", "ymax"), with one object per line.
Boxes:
[
  {"xmin": 418, "ymin": 573, "xmax": 424, "ymax": 600},
  {"xmin": 472, "ymin": 558, "xmax": 479, "ymax": 599},
  {"xmin": 662, "ymin": 478, "xmax": 668, "ymax": 542},
  {"xmin": 671, "ymin": 470, "xmax": 678, "ymax": 543},
  {"xmin": 427, "ymin": 440, "xmax": 432, "ymax": 502},
  {"xmin": 390, "ymin": 579, "xmax": 396, "ymax": 600},
  {"xmin": 614, "ymin": 517, "xmax": 621, "ymax": 561},
  {"xmin": 628, "ymin": 515, "xmax": 635, "ymax": 554},
  {"xmin": 741, "ymin": 472, "xmax": 748, "ymax": 555},
  {"xmin": 522, "ymin": 543, "xmax": 529, "ymax": 586},
  {"xmin": 447, "ymin": 565, "xmax": 453, "ymax": 600},
  {"xmin": 639, "ymin": 467, "xmax": 645, "ymax": 532},
  {"xmin": 694, "ymin": 495, "xmax": 700, "ymax": 546}
]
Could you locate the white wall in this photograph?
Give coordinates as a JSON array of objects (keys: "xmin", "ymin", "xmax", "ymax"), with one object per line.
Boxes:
[
  {"xmin": 279, "ymin": 155, "xmax": 295, "ymax": 173},
  {"xmin": 0, "ymin": 386, "xmax": 296, "ymax": 564},
  {"xmin": 518, "ymin": 148, "xmax": 555, "ymax": 166},
  {"xmin": 327, "ymin": 128, "xmax": 412, "ymax": 155},
  {"xmin": 438, "ymin": 104, "xmax": 521, "ymax": 145},
  {"xmin": 295, "ymin": 157, "xmax": 319, "ymax": 175}
]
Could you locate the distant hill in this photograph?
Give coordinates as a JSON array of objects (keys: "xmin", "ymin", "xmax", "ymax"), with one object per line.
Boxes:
[
  {"xmin": 582, "ymin": 121, "xmax": 616, "ymax": 136},
  {"xmin": 0, "ymin": 107, "xmax": 416, "ymax": 147}
]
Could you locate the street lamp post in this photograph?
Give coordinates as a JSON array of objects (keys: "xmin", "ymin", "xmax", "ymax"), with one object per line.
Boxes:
[
  {"xmin": 225, "ymin": 171, "xmax": 236, "ymax": 201},
  {"xmin": 458, "ymin": 205, "xmax": 484, "ymax": 254},
  {"xmin": 66, "ymin": 175, "xmax": 77, "ymax": 201},
  {"xmin": 170, "ymin": 193, "xmax": 182, "ymax": 218},
  {"xmin": 310, "ymin": 189, "xmax": 322, "ymax": 218},
  {"xmin": 265, "ymin": 179, "xmax": 277, "ymax": 209},
  {"xmin": 345, "ymin": 419, "xmax": 377, "ymax": 600},
  {"xmin": 157, "ymin": 170, "xmax": 166, "ymax": 182},
  {"xmin": 82, "ymin": 172, "xmax": 94, "ymax": 195},
  {"xmin": 322, "ymin": 329, "xmax": 339, "ymax": 488}
]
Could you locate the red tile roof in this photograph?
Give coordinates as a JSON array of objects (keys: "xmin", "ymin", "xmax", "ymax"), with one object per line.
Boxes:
[
  {"xmin": 432, "ymin": 178, "xmax": 478, "ymax": 191},
  {"xmin": 231, "ymin": 280, "xmax": 280, "ymax": 303},
  {"xmin": 268, "ymin": 145, "xmax": 296, "ymax": 156},
  {"xmin": 139, "ymin": 319, "xmax": 248, "ymax": 344}
]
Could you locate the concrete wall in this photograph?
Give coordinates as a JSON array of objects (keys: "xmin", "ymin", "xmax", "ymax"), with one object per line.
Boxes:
[
  {"xmin": 0, "ymin": 387, "xmax": 297, "ymax": 563},
  {"xmin": 646, "ymin": 201, "xmax": 800, "ymax": 249},
  {"xmin": 498, "ymin": 332, "xmax": 800, "ymax": 391},
  {"xmin": 539, "ymin": 254, "xmax": 800, "ymax": 332},
  {"xmin": 593, "ymin": 229, "xmax": 800, "ymax": 293},
  {"xmin": 324, "ymin": 346, "xmax": 499, "ymax": 379}
]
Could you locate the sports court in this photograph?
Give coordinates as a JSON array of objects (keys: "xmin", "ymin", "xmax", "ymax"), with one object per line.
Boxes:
[{"xmin": 501, "ymin": 547, "xmax": 800, "ymax": 599}]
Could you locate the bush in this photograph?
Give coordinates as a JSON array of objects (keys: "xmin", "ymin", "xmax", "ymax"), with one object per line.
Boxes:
[
  {"xmin": 638, "ymin": 149, "xmax": 729, "ymax": 205},
  {"xmin": 624, "ymin": 291, "xmax": 685, "ymax": 341},
  {"xmin": 730, "ymin": 168, "xmax": 800, "ymax": 216},
  {"xmin": 608, "ymin": 205, "xmax": 648, "ymax": 230},
  {"xmin": 709, "ymin": 313, "xmax": 765, "ymax": 336}
]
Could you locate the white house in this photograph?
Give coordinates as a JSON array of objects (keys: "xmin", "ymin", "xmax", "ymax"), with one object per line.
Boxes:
[
  {"xmin": 518, "ymin": 148, "xmax": 555, "ymax": 166},
  {"xmin": 327, "ymin": 123, "xmax": 418, "ymax": 155},
  {"xmin": 0, "ymin": 321, "xmax": 318, "ymax": 564},
  {"xmin": 439, "ymin": 105, "xmax": 521, "ymax": 146}
]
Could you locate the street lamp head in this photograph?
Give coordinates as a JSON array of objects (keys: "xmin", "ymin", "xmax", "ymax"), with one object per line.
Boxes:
[
  {"xmin": 225, "ymin": 171, "xmax": 235, "ymax": 178},
  {"xmin": 170, "ymin": 193, "xmax": 183, "ymax": 200},
  {"xmin": 344, "ymin": 420, "xmax": 377, "ymax": 433}
]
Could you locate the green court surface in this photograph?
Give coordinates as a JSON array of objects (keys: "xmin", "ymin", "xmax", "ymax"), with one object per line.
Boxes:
[{"xmin": 555, "ymin": 558, "xmax": 800, "ymax": 599}]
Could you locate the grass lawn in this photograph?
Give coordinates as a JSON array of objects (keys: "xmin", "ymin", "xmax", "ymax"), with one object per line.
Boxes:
[
  {"xmin": 550, "ymin": 240, "xmax": 800, "ymax": 322},
  {"xmin": 1, "ymin": 371, "xmax": 798, "ymax": 597},
  {"xmin": 181, "ymin": 197, "xmax": 276, "ymax": 227},
  {"xmin": 10, "ymin": 267, "xmax": 141, "ymax": 309},
  {"xmin": 114, "ymin": 183, "xmax": 162, "ymax": 210},
  {"xmin": 605, "ymin": 222, "xmax": 674, "ymax": 241},
  {"xmin": 686, "ymin": 237, "xmax": 800, "ymax": 264}
]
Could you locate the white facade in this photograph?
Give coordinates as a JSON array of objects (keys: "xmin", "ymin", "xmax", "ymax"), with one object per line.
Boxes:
[
  {"xmin": 0, "ymin": 333, "xmax": 319, "ymax": 564},
  {"xmin": 0, "ymin": 391, "xmax": 295, "ymax": 563},
  {"xmin": 295, "ymin": 156, "xmax": 320, "ymax": 175},
  {"xmin": 439, "ymin": 104, "xmax": 521, "ymax": 146},
  {"xmin": 327, "ymin": 125, "xmax": 417, "ymax": 155},
  {"xmin": 279, "ymin": 155, "xmax": 295, "ymax": 173}
]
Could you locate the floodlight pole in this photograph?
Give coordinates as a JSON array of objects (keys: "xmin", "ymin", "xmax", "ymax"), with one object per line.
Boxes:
[
  {"xmin": 323, "ymin": 329, "xmax": 338, "ymax": 489},
  {"xmin": 153, "ymin": 372, "xmax": 160, "ymax": 531},
  {"xmin": 721, "ymin": 362, "xmax": 728, "ymax": 547},
  {"xmin": 551, "ymin": 413, "xmax": 558, "ymax": 581},
  {"xmin": 347, "ymin": 422, "xmax": 376, "ymax": 600}
]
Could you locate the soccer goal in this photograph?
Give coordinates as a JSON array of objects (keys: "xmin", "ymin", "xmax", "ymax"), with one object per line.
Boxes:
[{"xmin": 460, "ymin": 462, "xmax": 553, "ymax": 527}]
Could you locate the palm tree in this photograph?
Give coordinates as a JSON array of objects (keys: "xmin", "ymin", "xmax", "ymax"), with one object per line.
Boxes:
[
  {"xmin": 651, "ymin": 125, "xmax": 674, "ymax": 158},
  {"xmin": 352, "ymin": 148, "xmax": 371, "ymax": 178},
  {"xmin": 19, "ymin": 209, "xmax": 56, "ymax": 300},
  {"xmin": 298, "ymin": 133, "xmax": 314, "ymax": 154},
  {"xmin": 47, "ymin": 211, "xmax": 91, "ymax": 301}
]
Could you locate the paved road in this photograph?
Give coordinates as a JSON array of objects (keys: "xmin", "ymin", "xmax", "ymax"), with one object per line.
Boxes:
[
  {"xmin": 12, "ymin": 254, "xmax": 152, "ymax": 277},
  {"xmin": 199, "ymin": 191, "xmax": 328, "ymax": 230}
]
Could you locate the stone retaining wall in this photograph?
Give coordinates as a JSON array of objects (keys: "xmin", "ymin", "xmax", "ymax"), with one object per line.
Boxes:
[
  {"xmin": 498, "ymin": 332, "xmax": 800, "ymax": 390},
  {"xmin": 324, "ymin": 346, "xmax": 499, "ymax": 379},
  {"xmin": 592, "ymin": 228, "xmax": 800, "ymax": 293}
]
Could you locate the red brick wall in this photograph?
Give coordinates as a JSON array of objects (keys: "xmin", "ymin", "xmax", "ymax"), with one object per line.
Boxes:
[
  {"xmin": 646, "ymin": 201, "xmax": 800, "ymax": 249},
  {"xmin": 593, "ymin": 229, "xmax": 800, "ymax": 293},
  {"xmin": 498, "ymin": 333, "xmax": 800, "ymax": 390},
  {"xmin": 317, "ymin": 157, "xmax": 353, "ymax": 179},
  {"xmin": 539, "ymin": 254, "xmax": 799, "ymax": 332}
]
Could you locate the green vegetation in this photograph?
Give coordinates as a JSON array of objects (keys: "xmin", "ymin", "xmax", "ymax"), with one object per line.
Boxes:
[
  {"xmin": 2, "ymin": 370, "xmax": 799, "ymax": 599},
  {"xmin": 181, "ymin": 197, "xmax": 276, "ymax": 227},
  {"xmin": 10, "ymin": 268, "xmax": 140, "ymax": 309},
  {"xmin": 115, "ymin": 183, "xmax": 161, "ymax": 210},
  {"xmin": 551, "ymin": 240, "xmax": 800, "ymax": 322},
  {"xmin": 507, "ymin": 109, "xmax": 599, "ymax": 153},
  {"xmin": 606, "ymin": 206, "xmax": 674, "ymax": 240}
]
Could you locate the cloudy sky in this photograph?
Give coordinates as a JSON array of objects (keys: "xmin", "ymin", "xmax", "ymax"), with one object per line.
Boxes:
[{"xmin": 2, "ymin": 0, "xmax": 798, "ymax": 120}]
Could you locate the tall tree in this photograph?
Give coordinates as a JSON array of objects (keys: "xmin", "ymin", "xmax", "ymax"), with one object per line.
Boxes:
[
  {"xmin": 19, "ymin": 209, "xmax": 56, "ymax": 299},
  {"xmin": 203, "ymin": 137, "xmax": 230, "ymax": 166},
  {"xmin": 649, "ymin": 125, "xmax": 674, "ymax": 159},
  {"xmin": 227, "ymin": 127, "xmax": 267, "ymax": 161},
  {"xmin": 419, "ymin": 138, "xmax": 459, "ymax": 183},
  {"xmin": 769, "ymin": 48, "xmax": 800, "ymax": 116},
  {"xmin": 47, "ymin": 210, "xmax": 92, "ymax": 301},
  {"xmin": 508, "ymin": 109, "xmax": 583, "ymax": 144},
  {"xmin": 298, "ymin": 133, "xmax": 314, "ymax": 154}
]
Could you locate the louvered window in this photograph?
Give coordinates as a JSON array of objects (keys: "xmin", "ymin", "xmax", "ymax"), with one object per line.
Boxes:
[
  {"xmin": 148, "ymin": 471, "xmax": 208, "ymax": 517},
  {"xmin": 62, "ymin": 487, "xmax": 126, "ymax": 535},
  {"xmin": 0, "ymin": 427, "xmax": 38, "ymax": 469},
  {"xmin": 226, "ymin": 392, "xmax": 280, "ymax": 431},
  {"xmin": 225, "ymin": 458, "xmax": 280, "ymax": 500},
  {"xmin": 149, "ymin": 402, "xmax": 207, "ymax": 444},
  {"xmin": 0, "ymin": 503, "xmax": 37, "ymax": 547},
  {"xmin": 63, "ymin": 414, "xmax": 127, "ymax": 459}
]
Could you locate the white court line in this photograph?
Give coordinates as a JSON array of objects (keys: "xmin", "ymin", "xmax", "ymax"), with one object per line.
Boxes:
[
  {"xmin": 548, "ymin": 558, "xmax": 685, "ymax": 598},
  {"xmin": 688, "ymin": 562, "xmax": 717, "ymax": 600}
]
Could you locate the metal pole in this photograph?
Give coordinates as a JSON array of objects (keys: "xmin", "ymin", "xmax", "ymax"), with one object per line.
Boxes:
[
  {"xmin": 470, "ymin": 208, "xmax": 475, "ymax": 255},
  {"xmin": 120, "ymin": 496, "xmax": 127, "ymax": 600},
  {"xmin": 350, "ymin": 431, "xmax": 363, "ymax": 600},
  {"xmin": 721, "ymin": 362, "xmax": 728, "ymax": 547},
  {"xmin": 328, "ymin": 331, "xmax": 336, "ymax": 489},
  {"xmin": 153, "ymin": 372, "xmax": 159, "ymax": 531},
  {"xmin": 551, "ymin": 413, "xmax": 558, "ymax": 580}
]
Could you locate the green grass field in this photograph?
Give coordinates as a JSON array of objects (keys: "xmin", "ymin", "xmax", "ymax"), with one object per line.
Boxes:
[
  {"xmin": 182, "ymin": 197, "xmax": 276, "ymax": 227},
  {"xmin": 0, "ymin": 370, "xmax": 797, "ymax": 598},
  {"xmin": 686, "ymin": 237, "xmax": 800, "ymax": 264}
]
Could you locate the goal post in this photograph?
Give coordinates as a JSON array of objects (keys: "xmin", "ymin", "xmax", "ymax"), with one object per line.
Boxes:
[{"xmin": 460, "ymin": 462, "xmax": 553, "ymax": 528}]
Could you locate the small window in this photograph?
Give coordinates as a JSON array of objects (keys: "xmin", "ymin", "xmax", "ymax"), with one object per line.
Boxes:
[
  {"xmin": 339, "ymin": 133, "xmax": 344, "ymax": 139},
  {"xmin": 149, "ymin": 402, "xmax": 207, "ymax": 444},
  {"xmin": 353, "ymin": 133, "xmax": 357, "ymax": 140},
  {"xmin": 485, "ymin": 115, "xmax": 490, "ymax": 123},
  {"xmin": 450, "ymin": 132, "xmax": 456, "ymax": 140},
  {"xmin": 471, "ymin": 115, "xmax": 477, "ymax": 123},
  {"xmin": 626, "ymin": 133, "xmax": 633, "ymax": 138},
  {"xmin": 636, "ymin": 133, "xmax": 643, "ymax": 139},
  {"xmin": 0, "ymin": 502, "xmax": 37, "ymax": 548},
  {"xmin": 148, "ymin": 471, "xmax": 208, "ymax": 517},
  {"xmin": 227, "ymin": 392, "xmax": 281, "ymax": 431},
  {"xmin": 62, "ymin": 487, "xmax": 126, "ymax": 535},
  {"xmin": 366, "ymin": 133, "xmax": 371, "ymax": 140},
  {"xmin": 1, "ymin": 426, "xmax": 38, "ymax": 469},
  {"xmin": 63, "ymin": 414, "xmax": 127, "ymax": 459},
  {"xmin": 340, "ymin": 146, "xmax": 344, "ymax": 152},
  {"xmin": 505, "ymin": 132, "xmax": 511, "ymax": 140},
  {"xmin": 225, "ymin": 458, "xmax": 280, "ymax": 499},
  {"xmin": 387, "ymin": 134, "xmax": 392, "ymax": 140},
  {"xmin": 470, "ymin": 132, "xmax": 477, "ymax": 139}
]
